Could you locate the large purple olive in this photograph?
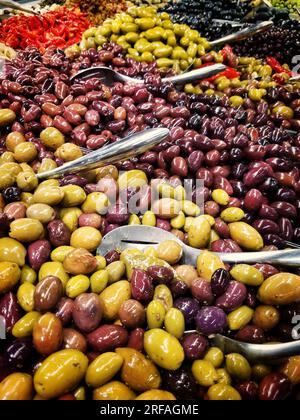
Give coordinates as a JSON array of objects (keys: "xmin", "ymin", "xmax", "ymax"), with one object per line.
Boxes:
[
  {"xmin": 181, "ymin": 333, "xmax": 209, "ymax": 361},
  {"xmin": 195, "ymin": 306, "xmax": 227, "ymax": 336},
  {"xmin": 173, "ymin": 297, "xmax": 200, "ymax": 324},
  {"xmin": 162, "ymin": 368, "xmax": 198, "ymax": 399},
  {"xmin": 4, "ymin": 338, "xmax": 33, "ymax": 369},
  {"xmin": 216, "ymin": 281, "xmax": 247, "ymax": 312}
]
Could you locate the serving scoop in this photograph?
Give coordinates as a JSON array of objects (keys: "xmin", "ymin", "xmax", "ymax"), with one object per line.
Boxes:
[
  {"xmin": 70, "ymin": 63, "xmax": 226, "ymax": 85},
  {"xmin": 37, "ymin": 128, "xmax": 169, "ymax": 179},
  {"xmin": 188, "ymin": 334, "xmax": 300, "ymax": 364},
  {"xmin": 98, "ymin": 225, "xmax": 300, "ymax": 266}
]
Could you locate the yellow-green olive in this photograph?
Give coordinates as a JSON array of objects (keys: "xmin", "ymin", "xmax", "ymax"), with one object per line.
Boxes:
[
  {"xmin": 192, "ymin": 360, "xmax": 218, "ymax": 387},
  {"xmin": 0, "ymin": 109, "xmax": 16, "ymax": 126},
  {"xmin": 188, "ymin": 217, "xmax": 211, "ymax": 249},
  {"xmin": 90, "ymin": 270, "xmax": 109, "ymax": 294},
  {"xmin": 146, "ymin": 300, "xmax": 166, "ymax": 329},
  {"xmin": 164, "ymin": 308, "xmax": 185, "ymax": 339},
  {"xmin": 14, "ymin": 142, "xmax": 37, "ymax": 163},
  {"xmin": 17, "ymin": 283, "xmax": 35, "ymax": 312},
  {"xmin": 12, "ymin": 311, "xmax": 41, "ymax": 338},
  {"xmin": 207, "ymin": 384, "xmax": 241, "ymax": 401},
  {"xmin": 156, "ymin": 240, "xmax": 182, "ymax": 265},
  {"xmin": 106, "ymin": 261, "xmax": 126, "ymax": 284},
  {"xmin": 70, "ymin": 227, "xmax": 102, "ymax": 251},
  {"xmin": 21, "ymin": 265, "xmax": 37, "ymax": 284},
  {"xmin": 40, "ymin": 127, "xmax": 65, "ymax": 150},
  {"xmin": 66, "ymin": 275, "xmax": 90, "ymax": 298},
  {"xmin": 26, "ymin": 204, "xmax": 55, "ymax": 224},
  {"xmin": 86, "ymin": 352, "xmax": 124, "ymax": 388},
  {"xmin": 9, "ymin": 218, "xmax": 44, "ymax": 243},
  {"xmin": 227, "ymin": 306, "xmax": 254, "ymax": 331},
  {"xmin": 144, "ymin": 328, "xmax": 184, "ymax": 371},
  {"xmin": 0, "ymin": 237, "xmax": 26, "ymax": 266},
  {"xmin": 204, "ymin": 347, "xmax": 224, "ymax": 368},
  {"xmin": 61, "ymin": 185, "xmax": 86, "ymax": 207},
  {"xmin": 221, "ymin": 207, "xmax": 245, "ymax": 223},
  {"xmin": 258, "ymin": 273, "xmax": 300, "ymax": 305},
  {"xmin": 226, "ymin": 353, "xmax": 251, "ymax": 381},
  {"xmin": 229, "ymin": 222, "xmax": 264, "ymax": 251},
  {"xmin": 0, "ymin": 261, "xmax": 21, "ymax": 293},
  {"xmin": 230, "ymin": 264, "xmax": 264, "ymax": 286},
  {"xmin": 197, "ymin": 251, "xmax": 225, "ymax": 281}
]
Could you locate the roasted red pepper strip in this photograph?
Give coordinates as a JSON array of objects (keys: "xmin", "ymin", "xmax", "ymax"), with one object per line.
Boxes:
[
  {"xmin": 0, "ymin": 7, "xmax": 91, "ymax": 52},
  {"xmin": 197, "ymin": 62, "xmax": 240, "ymax": 82},
  {"xmin": 266, "ymin": 57, "xmax": 292, "ymax": 76}
]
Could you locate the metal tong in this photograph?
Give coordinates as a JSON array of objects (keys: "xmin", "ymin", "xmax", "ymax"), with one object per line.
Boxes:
[
  {"xmin": 98, "ymin": 225, "xmax": 300, "ymax": 267},
  {"xmin": 210, "ymin": 20, "xmax": 273, "ymax": 47},
  {"xmin": 0, "ymin": 0, "xmax": 39, "ymax": 15},
  {"xmin": 70, "ymin": 63, "xmax": 226, "ymax": 85},
  {"xmin": 37, "ymin": 128, "xmax": 170, "ymax": 180}
]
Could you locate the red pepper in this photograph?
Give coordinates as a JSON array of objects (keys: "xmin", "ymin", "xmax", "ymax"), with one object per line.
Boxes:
[
  {"xmin": 198, "ymin": 62, "xmax": 240, "ymax": 82},
  {"xmin": 0, "ymin": 7, "xmax": 91, "ymax": 52},
  {"xmin": 266, "ymin": 57, "xmax": 292, "ymax": 76}
]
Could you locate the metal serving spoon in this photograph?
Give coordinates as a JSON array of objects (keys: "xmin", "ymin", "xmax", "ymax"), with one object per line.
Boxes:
[
  {"xmin": 37, "ymin": 128, "xmax": 170, "ymax": 180},
  {"xmin": 210, "ymin": 20, "xmax": 273, "ymax": 48},
  {"xmin": 0, "ymin": 0, "xmax": 39, "ymax": 15},
  {"xmin": 70, "ymin": 63, "xmax": 226, "ymax": 85},
  {"xmin": 187, "ymin": 334, "xmax": 300, "ymax": 364},
  {"xmin": 98, "ymin": 225, "xmax": 300, "ymax": 266}
]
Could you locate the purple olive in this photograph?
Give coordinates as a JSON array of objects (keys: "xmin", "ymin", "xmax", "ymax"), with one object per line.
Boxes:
[
  {"xmin": 216, "ymin": 281, "xmax": 247, "ymax": 312},
  {"xmin": 162, "ymin": 368, "xmax": 198, "ymax": 399},
  {"xmin": 4, "ymin": 338, "xmax": 33, "ymax": 369},
  {"xmin": 191, "ymin": 279, "xmax": 214, "ymax": 305},
  {"xmin": 173, "ymin": 297, "xmax": 200, "ymax": 324},
  {"xmin": 181, "ymin": 333, "xmax": 209, "ymax": 361},
  {"xmin": 211, "ymin": 269, "xmax": 230, "ymax": 298},
  {"xmin": 196, "ymin": 306, "xmax": 227, "ymax": 336}
]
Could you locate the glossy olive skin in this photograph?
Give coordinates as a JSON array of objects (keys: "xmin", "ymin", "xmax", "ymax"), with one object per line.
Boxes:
[
  {"xmin": 162, "ymin": 368, "xmax": 198, "ymax": 400},
  {"xmin": 72, "ymin": 293, "xmax": 103, "ymax": 333},
  {"xmin": 4, "ymin": 338, "xmax": 33, "ymax": 370},
  {"xmin": 259, "ymin": 373, "xmax": 292, "ymax": 401},
  {"xmin": 0, "ymin": 292, "xmax": 22, "ymax": 333}
]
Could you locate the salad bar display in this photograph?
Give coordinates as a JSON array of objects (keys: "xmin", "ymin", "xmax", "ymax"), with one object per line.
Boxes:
[{"xmin": 0, "ymin": 0, "xmax": 299, "ymax": 402}]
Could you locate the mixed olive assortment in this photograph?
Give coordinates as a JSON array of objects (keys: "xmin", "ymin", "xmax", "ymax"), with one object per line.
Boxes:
[{"xmin": 0, "ymin": 3, "xmax": 299, "ymax": 402}]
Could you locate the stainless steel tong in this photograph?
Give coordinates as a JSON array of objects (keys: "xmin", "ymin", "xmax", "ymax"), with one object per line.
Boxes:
[
  {"xmin": 37, "ymin": 128, "xmax": 170, "ymax": 179},
  {"xmin": 209, "ymin": 20, "xmax": 273, "ymax": 47},
  {"xmin": 197, "ymin": 334, "xmax": 300, "ymax": 363},
  {"xmin": 0, "ymin": 0, "xmax": 39, "ymax": 15},
  {"xmin": 70, "ymin": 63, "xmax": 226, "ymax": 85},
  {"xmin": 98, "ymin": 225, "xmax": 300, "ymax": 267}
]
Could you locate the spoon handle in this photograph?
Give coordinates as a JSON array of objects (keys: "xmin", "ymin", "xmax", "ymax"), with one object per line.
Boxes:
[
  {"xmin": 183, "ymin": 247, "xmax": 300, "ymax": 267},
  {"xmin": 162, "ymin": 64, "xmax": 226, "ymax": 85},
  {"xmin": 211, "ymin": 335, "xmax": 300, "ymax": 363},
  {"xmin": 210, "ymin": 21, "xmax": 273, "ymax": 47},
  {"xmin": 217, "ymin": 249, "xmax": 300, "ymax": 267},
  {"xmin": 0, "ymin": 0, "xmax": 39, "ymax": 15},
  {"xmin": 37, "ymin": 128, "xmax": 170, "ymax": 179}
]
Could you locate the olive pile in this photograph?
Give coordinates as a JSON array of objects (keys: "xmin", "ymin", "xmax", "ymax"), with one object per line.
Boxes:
[
  {"xmin": 233, "ymin": 18, "xmax": 300, "ymax": 66},
  {"xmin": 272, "ymin": 0, "xmax": 300, "ymax": 13},
  {"xmin": 161, "ymin": 0, "xmax": 251, "ymax": 40}
]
